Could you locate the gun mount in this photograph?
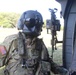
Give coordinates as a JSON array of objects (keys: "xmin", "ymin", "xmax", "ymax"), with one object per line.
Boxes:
[{"xmin": 48, "ymin": 8, "xmax": 63, "ymax": 59}]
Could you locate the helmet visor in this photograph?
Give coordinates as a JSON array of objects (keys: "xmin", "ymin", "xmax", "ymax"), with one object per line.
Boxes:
[{"xmin": 24, "ymin": 18, "xmax": 36, "ymax": 28}]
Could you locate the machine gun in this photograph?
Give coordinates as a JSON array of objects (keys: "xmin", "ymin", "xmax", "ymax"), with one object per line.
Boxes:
[{"xmin": 49, "ymin": 8, "xmax": 63, "ymax": 59}]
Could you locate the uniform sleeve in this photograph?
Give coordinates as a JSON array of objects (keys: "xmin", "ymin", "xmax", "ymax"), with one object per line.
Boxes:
[
  {"xmin": 0, "ymin": 34, "xmax": 18, "ymax": 67},
  {"xmin": 0, "ymin": 57, "xmax": 5, "ymax": 67},
  {"xmin": 41, "ymin": 40, "xmax": 62, "ymax": 74}
]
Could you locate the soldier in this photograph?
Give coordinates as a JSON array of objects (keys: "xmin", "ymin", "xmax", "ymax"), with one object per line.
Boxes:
[{"xmin": 0, "ymin": 10, "xmax": 68, "ymax": 75}]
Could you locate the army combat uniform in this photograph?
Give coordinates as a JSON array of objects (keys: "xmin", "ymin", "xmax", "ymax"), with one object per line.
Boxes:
[{"xmin": 0, "ymin": 32, "xmax": 67, "ymax": 75}]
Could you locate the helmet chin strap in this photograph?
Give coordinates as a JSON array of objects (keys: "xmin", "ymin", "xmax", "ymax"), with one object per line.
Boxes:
[
  {"xmin": 22, "ymin": 25, "xmax": 40, "ymax": 37},
  {"xmin": 23, "ymin": 32, "xmax": 39, "ymax": 38},
  {"xmin": 22, "ymin": 25, "xmax": 35, "ymax": 32}
]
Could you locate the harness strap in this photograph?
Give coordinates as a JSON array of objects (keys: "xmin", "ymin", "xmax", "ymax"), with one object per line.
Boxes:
[{"xmin": 3, "ymin": 41, "xmax": 13, "ymax": 66}]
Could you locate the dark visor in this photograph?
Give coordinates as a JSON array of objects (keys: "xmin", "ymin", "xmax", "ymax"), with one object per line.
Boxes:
[{"xmin": 24, "ymin": 18, "xmax": 36, "ymax": 28}]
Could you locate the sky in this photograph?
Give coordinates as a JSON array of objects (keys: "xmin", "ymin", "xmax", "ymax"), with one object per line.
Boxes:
[{"xmin": 0, "ymin": 0, "xmax": 61, "ymax": 20}]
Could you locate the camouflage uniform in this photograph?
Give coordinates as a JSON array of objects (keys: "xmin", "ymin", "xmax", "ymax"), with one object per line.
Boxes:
[{"xmin": 0, "ymin": 32, "xmax": 68, "ymax": 75}]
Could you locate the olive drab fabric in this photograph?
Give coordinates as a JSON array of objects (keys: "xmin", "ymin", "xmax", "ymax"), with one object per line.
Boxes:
[
  {"xmin": 0, "ymin": 34, "xmax": 17, "ymax": 66},
  {"xmin": 0, "ymin": 32, "xmax": 68, "ymax": 75},
  {"xmin": 0, "ymin": 33, "xmax": 51, "ymax": 75}
]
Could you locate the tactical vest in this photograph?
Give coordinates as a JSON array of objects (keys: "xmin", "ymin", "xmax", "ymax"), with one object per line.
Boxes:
[{"xmin": 2, "ymin": 32, "xmax": 51, "ymax": 75}]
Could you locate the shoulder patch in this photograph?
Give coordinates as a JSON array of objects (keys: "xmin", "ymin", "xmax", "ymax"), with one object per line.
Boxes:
[{"xmin": 0, "ymin": 45, "xmax": 7, "ymax": 55}]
